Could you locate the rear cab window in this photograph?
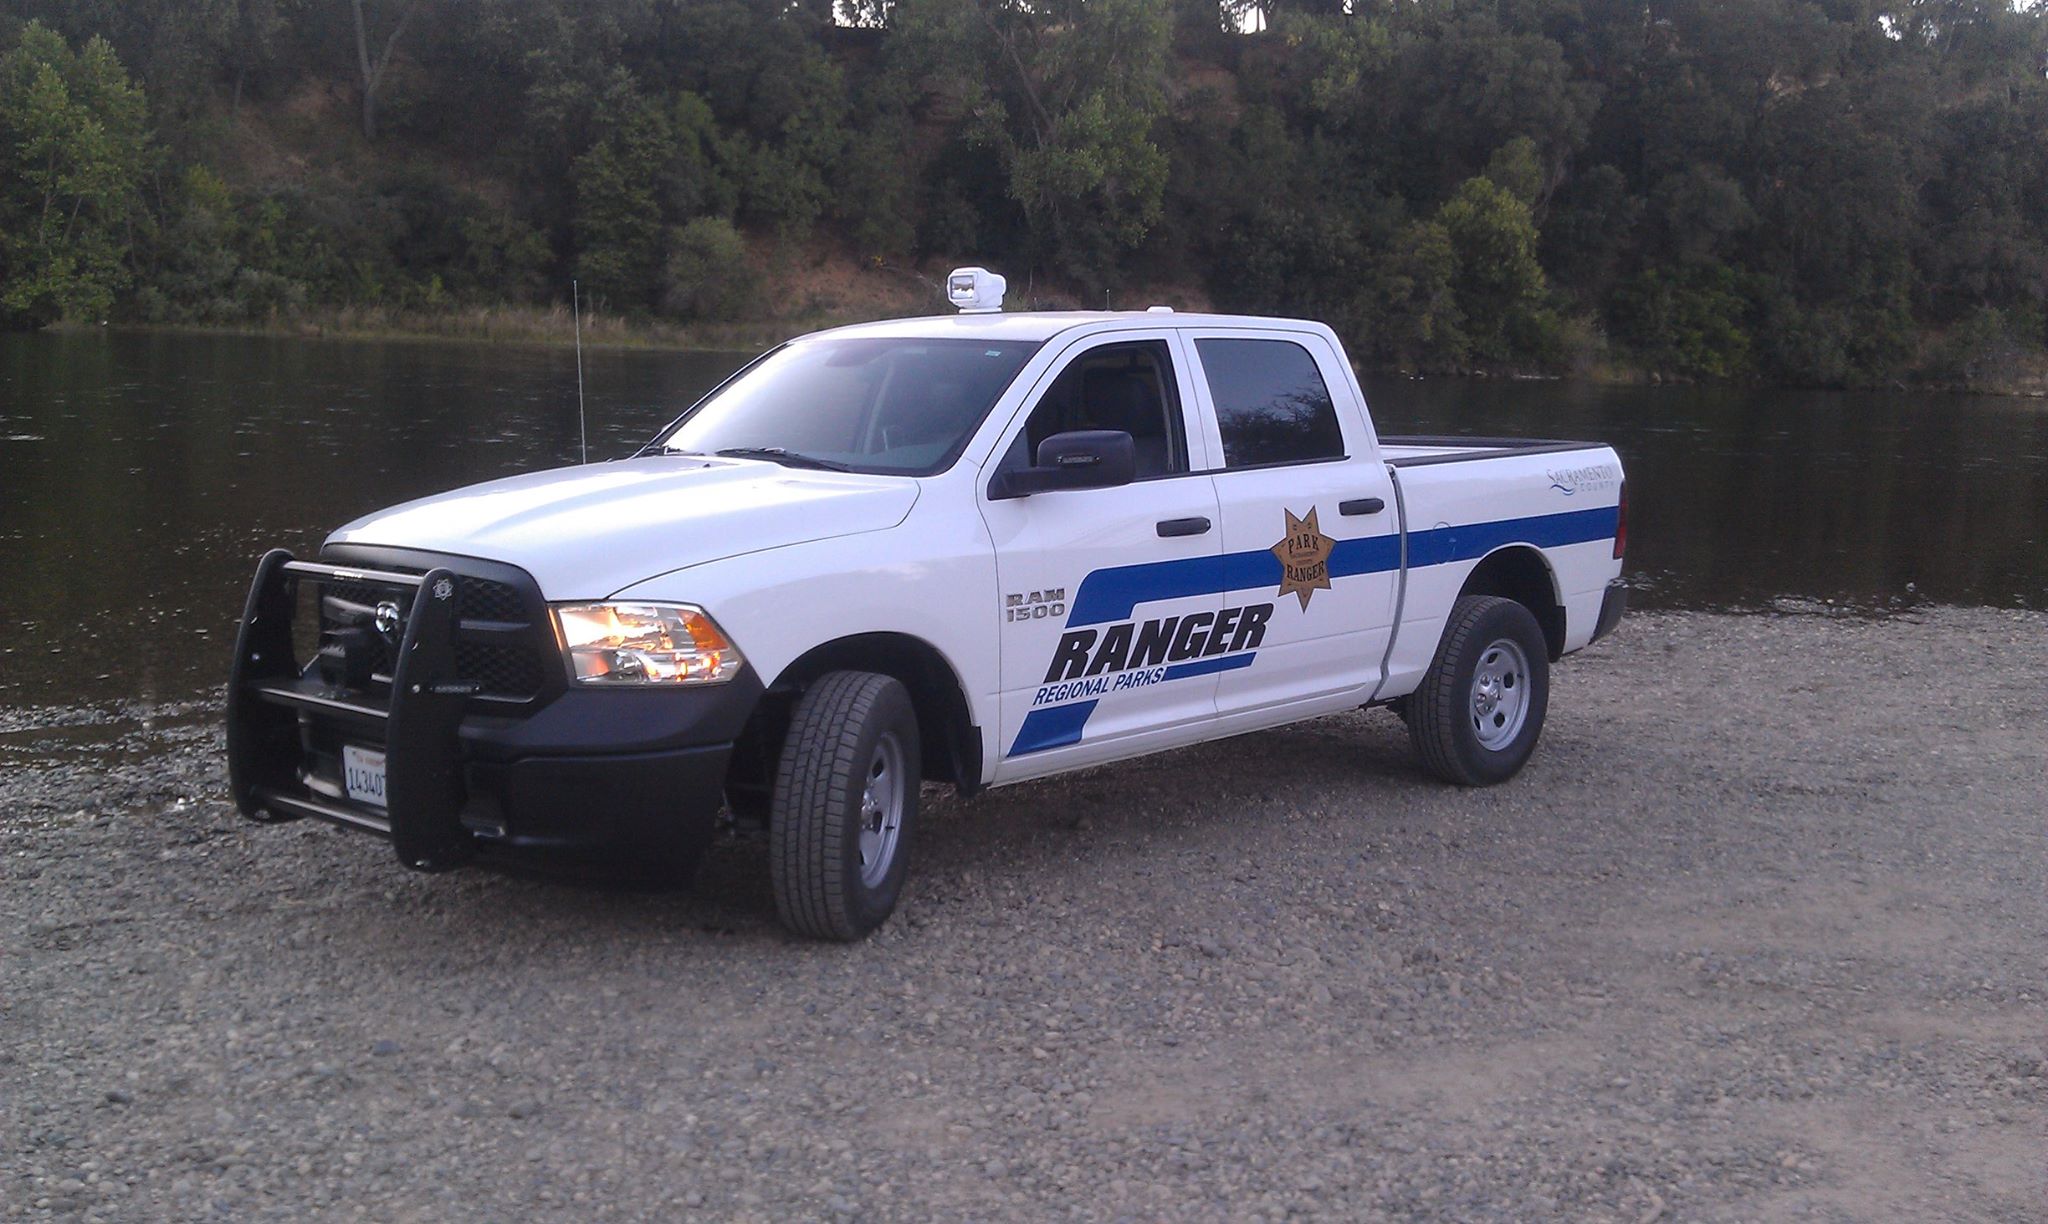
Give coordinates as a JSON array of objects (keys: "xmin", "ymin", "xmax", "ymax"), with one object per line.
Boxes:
[{"xmin": 1194, "ymin": 337, "xmax": 1347, "ymax": 469}]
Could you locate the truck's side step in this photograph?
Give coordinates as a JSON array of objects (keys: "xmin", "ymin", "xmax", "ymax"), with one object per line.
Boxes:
[{"xmin": 248, "ymin": 786, "xmax": 393, "ymax": 837}]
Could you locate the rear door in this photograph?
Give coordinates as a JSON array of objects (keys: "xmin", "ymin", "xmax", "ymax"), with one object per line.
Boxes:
[
  {"xmin": 1183, "ymin": 330, "xmax": 1401, "ymax": 718},
  {"xmin": 979, "ymin": 333, "xmax": 1225, "ymax": 780}
]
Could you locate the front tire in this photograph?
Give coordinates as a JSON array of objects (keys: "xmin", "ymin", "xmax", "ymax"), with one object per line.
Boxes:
[
  {"xmin": 770, "ymin": 671, "xmax": 921, "ymax": 941},
  {"xmin": 1405, "ymin": 596, "xmax": 1550, "ymax": 786}
]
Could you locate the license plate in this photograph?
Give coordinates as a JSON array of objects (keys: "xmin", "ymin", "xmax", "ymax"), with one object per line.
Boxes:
[{"xmin": 342, "ymin": 744, "xmax": 388, "ymax": 809}]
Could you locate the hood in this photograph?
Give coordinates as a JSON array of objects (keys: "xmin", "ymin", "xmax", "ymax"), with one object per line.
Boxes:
[{"xmin": 327, "ymin": 456, "xmax": 919, "ymax": 597}]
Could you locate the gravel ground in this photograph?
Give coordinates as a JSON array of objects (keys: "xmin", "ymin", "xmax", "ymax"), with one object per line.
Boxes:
[{"xmin": 3, "ymin": 608, "xmax": 2045, "ymax": 1222}]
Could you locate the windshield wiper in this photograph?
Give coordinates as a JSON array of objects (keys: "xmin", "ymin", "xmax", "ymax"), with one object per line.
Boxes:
[{"xmin": 714, "ymin": 446, "xmax": 851, "ymax": 472}]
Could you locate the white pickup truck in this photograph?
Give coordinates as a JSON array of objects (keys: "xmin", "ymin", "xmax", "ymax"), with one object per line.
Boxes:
[{"xmin": 227, "ymin": 269, "xmax": 1627, "ymax": 940}]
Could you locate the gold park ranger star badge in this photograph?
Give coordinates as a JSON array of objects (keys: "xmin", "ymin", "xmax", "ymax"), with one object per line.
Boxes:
[{"xmin": 1271, "ymin": 507, "xmax": 1335, "ymax": 609}]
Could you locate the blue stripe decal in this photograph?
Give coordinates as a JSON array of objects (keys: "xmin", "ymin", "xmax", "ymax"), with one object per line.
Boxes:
[
  {"xmin": 1066, "ymin": 505, "xmax": 1618, "ymax": 626},
  {"xmin": 1006, "ymin": 651, "xmax": 1260, "ymax": 757},
  {"xmin": 1329, "ymin": 534, "xmax": 1404, "ymax": 581},
  {"xmin": 1014, "ymin": 505, "xmax": 1618, "ymax": 758},
  {"xmin": 1062, "ymin": 551, "xmax": 1273, "ymax": 628},
  {"xmin": 1405, "ymin": 505, "xmax": 1619, "ymax": 569},
  {"xmin": 1161, "ymin": 652, "xmax": 1258, "ymax": 682},
  {"xmin": 1009, "ymin": 700, "xmax": 1098, "ymax": 756}
]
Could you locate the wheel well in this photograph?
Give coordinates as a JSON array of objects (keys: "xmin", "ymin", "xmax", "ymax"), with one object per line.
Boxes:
[
  {"xmin": 727, "ymin": 634, "xmax": 983, "ymax": 813},
  {"xmin": 1458, "ymin": 547, "xmax": 1565, "ymax": 660}
]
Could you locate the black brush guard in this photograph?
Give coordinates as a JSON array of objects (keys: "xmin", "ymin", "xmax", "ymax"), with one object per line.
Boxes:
[{"xmin": 227, "ymin": 549, "xmax": 479, "ymax": 872}]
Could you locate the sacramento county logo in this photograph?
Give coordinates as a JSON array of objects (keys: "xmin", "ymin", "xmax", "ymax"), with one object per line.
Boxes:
[{"xmin": 1271, "ymin": 507, "xmax": 1334, "ymax": 610}]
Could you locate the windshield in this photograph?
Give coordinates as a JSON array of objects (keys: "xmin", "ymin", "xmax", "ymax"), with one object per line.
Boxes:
[{"xmin": 654, "ymin": 337, "xmax": 1043, "ymax": 475}]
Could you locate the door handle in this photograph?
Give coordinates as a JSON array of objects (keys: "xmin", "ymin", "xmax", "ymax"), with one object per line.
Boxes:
[
  {"xmin": 1156, "ymin": 516, "xmax": 1212, "ymax": 538},
  {"xmin": 1340, "ymin": 497, "xmax": 1386, "ymax": 516}
]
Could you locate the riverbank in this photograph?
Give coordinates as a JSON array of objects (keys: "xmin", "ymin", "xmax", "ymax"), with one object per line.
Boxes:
[
  {"xmin": 56, "ymin": 256, "xmax": 944, "ymax": 355},
  {"xmin": 58, "ymin": 305, "xmax": 796, "ymax": 355},
  {"xmin": 4, "ymin": 608, "xmax": 2043, "ymax": 1220},
  {"xmin": 52, "ymin": 311, "xmax": 2048, "ymax": 398}
]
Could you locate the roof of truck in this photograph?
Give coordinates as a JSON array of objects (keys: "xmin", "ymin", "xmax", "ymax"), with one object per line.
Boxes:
[{"xmin": 800, "ymin": 310, "xmax": 1331, "ymax": 345}]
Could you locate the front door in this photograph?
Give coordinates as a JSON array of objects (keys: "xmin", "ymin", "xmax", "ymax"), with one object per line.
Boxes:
[{"xmin": 980, "ymin": 335, "xmax": 1226, "ymax": 781}]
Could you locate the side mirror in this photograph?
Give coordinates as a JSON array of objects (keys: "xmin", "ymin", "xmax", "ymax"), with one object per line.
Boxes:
[{"xmin": 988, "ymin": 430, "xmax": 1137, "ymax": 500}]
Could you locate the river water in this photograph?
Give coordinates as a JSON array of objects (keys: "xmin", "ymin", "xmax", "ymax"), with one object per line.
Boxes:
[{"xmin": 2, "ymin": 330, "xmax": 2044, "ymax": 711}]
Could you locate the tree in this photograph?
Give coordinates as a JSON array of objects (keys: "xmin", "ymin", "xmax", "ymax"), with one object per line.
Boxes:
[
  {"xmin": 1610, "ymin": 264, "xmax": 1754, "ymax": 378},
  {"xmin": 1, "ymin": 0, "xmax": 2046, "ymax": 383},
  {"xmin": 1437, "ymin": 175, "xmax": 1552, "ymax": 363},
  {"xmin": 571, "ymin": 91, "xmax": 672, "ymax": 312},
  {"xmin": 349, "ymin": 0, "xmax": 419, "ymax": 140},
  {"xmin": 895, "ymin": 0, "xmax": 1174, "ymax": 290},
  {"xmin": 0, "ymin": 23, "xmax": 152, "ymax": 329},
  {"xmin": 662, "ymin": 217, "xmax": 754, "ymax": 321},
  {"xmin": 131, "ymin": 164, "xmax": 309, "ymax": 322},
  {"xmin": 1383, "ymin": 9, "xmax": 1601, "ymax": 204},
  {"xmin": 571, "ymin": 84, "xmax": 733, "ymax": 313},
  {"xmin": 1540, "ymin": 162, "xmax": 1640, "ymax": 303},
  {"xmin": 1484, "ymin": 136, "xmax": 1546, "ymax": 210},
  {"xmin": 228, "ymin": 0, "xmax": 293, "ymax": 115},
  {"xmin": 1375, "ymin": 219, "xmax": 1467, "ymax": 370},
  {"xmin": 2, "ymin": 0, "xmax": 308, "ymax": 135}
]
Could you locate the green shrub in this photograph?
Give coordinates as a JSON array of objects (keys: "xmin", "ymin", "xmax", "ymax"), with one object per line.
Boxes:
[
  {"xmin": 133, "ymin": 164, "xmax": 310, "ymax": 323},
  {"xmin": 573, "ymin": 96, "xmax": 672, "ymax": 312},
  {"xmin": 1436, "ymin": 175, "xmax": 1549, "ymax": 364},
  {"xmin": 661, "ymin": 217, "xmax": 754, "ymax": 322},
  {"xmin": 1371, "ymin": 219, "xmax": 1466, "ymax": 370},
  {"xmin": 1609, "ymin": 265, "xmax": 1754, "ymax": 379}
]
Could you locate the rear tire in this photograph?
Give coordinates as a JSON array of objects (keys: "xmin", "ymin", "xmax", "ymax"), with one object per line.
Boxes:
[
  {"xmin": 770, "ymin": 671, "xmax": 920, "ymax": 941},
  {"xmin": 1405, "ymin": 596, "xmax": 1550, "ymax": 786}
]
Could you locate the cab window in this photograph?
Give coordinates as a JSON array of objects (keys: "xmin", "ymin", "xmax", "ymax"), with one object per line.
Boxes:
[
  {"xmin": 657, "ymin": 337, "xmax": 1041, "ymax": 475},
  {"xmin": 1196, "ymin": 338, "xmax": 1346, "ymax": 468},
  {"xmin": 1002, "ymin": 340, "xmax": 1189, "ymax": 479}
]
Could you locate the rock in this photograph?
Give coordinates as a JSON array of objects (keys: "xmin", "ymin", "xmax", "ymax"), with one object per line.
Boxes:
[{"xmin": 3, "ymin": 609, "xmax": 2045, "ymax": 1221}]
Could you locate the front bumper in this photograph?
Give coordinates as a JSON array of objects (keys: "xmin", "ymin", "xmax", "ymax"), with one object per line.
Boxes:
[
  {"xmin": 225, "ymin": 549, "xmax": 760, "ymax": 877},
  {"xmin": 462, "ymin": 744, "xmax": 736, "ymax": 872}
]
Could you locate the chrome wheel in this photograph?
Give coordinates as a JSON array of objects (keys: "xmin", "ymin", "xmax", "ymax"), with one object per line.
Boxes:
[
  {"xmin": 857, "ymin": 731, "xmax": 907, "ymax": 889},
  {"xmin": 1407, "ymin": 597, "xmax": 1550, "ymax": 787},
  {"xmin": 1469, "ymin": 637, "xmax": 1532, "ymax": 751}
]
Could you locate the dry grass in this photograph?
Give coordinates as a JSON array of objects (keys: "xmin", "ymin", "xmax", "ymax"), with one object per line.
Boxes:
[
  {"xmin": 97, "ymin": 248, "xmax": 986, "ymax": 353},
  {"xmin": 100, "ymin": 301, "xmax": 911, "ymax": 354}
]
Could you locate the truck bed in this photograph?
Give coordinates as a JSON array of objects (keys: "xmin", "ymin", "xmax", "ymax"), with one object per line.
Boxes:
[{"xmin": 1379, "ymin": 436, "xmax": 1604, "ymax": 467}]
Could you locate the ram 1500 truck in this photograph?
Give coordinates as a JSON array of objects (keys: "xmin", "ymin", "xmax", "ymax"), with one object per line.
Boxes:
[{"xmin": 227, "ymin": 268, "xmax": 1627, "ymax": 940}]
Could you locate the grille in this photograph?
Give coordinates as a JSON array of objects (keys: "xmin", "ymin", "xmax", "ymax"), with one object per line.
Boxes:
[
  {"xmin": 315, "ymin": 570, "xmax": 547, "ymax": 704},
  {"xmin": 455, "ymin": 640, "xmax": 549, "ymax": 699},
  {"xmin": 454, "ymin": 578, "xmax": 525, "ymax": 623}
]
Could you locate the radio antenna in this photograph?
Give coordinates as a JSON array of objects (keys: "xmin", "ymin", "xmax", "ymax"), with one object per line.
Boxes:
[{"xmin": 572, "ymin": 279, "xmax": 588, "ymax": 463}]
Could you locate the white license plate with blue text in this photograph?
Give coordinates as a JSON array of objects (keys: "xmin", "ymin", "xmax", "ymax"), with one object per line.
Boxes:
[{"xmin": 343, "ymin": 744, "xmax": 387, "ymax": 808}]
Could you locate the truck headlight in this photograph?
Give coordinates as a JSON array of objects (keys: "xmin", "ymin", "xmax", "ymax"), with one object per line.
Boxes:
[{"xmin": 552, "ymin": 603, "xmax": 744, "ymax": 686}]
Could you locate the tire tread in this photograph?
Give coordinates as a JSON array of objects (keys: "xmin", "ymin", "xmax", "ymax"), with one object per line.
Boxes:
[
  {"xmin": 770, "ymin": 671, "xmax": 904, "ymax": 941},
  {"xmin": 1405, "ymin": 595, "xmax": 1544, "ymax": 786}
]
